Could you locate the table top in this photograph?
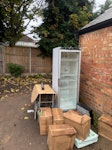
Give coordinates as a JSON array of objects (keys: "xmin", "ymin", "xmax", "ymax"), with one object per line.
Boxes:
[{"xmin": 31, "ymin": 84, "xmax": 56, "ymax": 103}]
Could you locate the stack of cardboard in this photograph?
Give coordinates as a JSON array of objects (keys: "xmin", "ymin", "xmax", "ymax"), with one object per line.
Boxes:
[
  {"xmin": 98, "ymin": 114, "xmax": 112, "ymax": 141},
  {"xmin": 52, "ymin": 108, "xmax": 64, "ymax": 125},
  {"xmin": 63, "ymin": 110, "xmax": 91, "ymax": 140},
  {"xmin": 37, "ymin": 108, "xmax": 98, "ymax": 149},
  {"xmin": 47, "ymin": 124, "xmax": 77, "ymax": 150},
  {"xmin": 37, "ymin": 107, "xmax": 52, "ymax": 135}
]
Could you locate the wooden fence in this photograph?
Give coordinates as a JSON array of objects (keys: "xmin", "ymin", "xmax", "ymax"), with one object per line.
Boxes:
[{"xmin": 0, "ymin": 46, "xmax": 52, "ymax": 74}]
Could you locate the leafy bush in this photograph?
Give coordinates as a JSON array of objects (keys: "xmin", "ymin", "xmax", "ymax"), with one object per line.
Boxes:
[
  {"xmin": 7, "ymin": 63, "xmax": 24, "ymax": 77},
  {"xmin": 92, "ymin": 111, "xmax": 100, "ymax": 132}
]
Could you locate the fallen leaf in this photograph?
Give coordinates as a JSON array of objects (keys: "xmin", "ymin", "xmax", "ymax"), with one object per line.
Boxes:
[
  {"xmin": 4, "ymin": 90, "xmax": 10, "ymax": 93},
  {"xmin": 1, "ymin": 135, "xmax": 11, "ymax": 144},
  {"xmin": 33, "ymin": 81, "xmax": 37, "ymax": 84},
  {"xmin": 5, "ymin": 95, "xmax": 8, "ymax": 98},
  {"xmin": 21, "ymin": 107, "xmax": 25, "ymax": 110},
  {"xmin": 26, "ymin": 86, "xmax": 30, "ymax": 89},
  {"xmin": 24, "ymin": 116, "xmax": 29, "ymax": 120},
  {"xmin": 11, "ymin": 88, "xmax": 15, "ymax": 92},
  {"xmin": 25, "ymin": 103, "xmax": 27, "ymax": 106},
  {"xmin": 2, "ymin": 85, "xmax": 5, "ymax": 87},
  {"xmin": 0, "ymin": 97, "xmax": 5, "ymax": 101},
  {"xmin": 16, "ymin": 89, "xmax": 19, "ymax": 92}
]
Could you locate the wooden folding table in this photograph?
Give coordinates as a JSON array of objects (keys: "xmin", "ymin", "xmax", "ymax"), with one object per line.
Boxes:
[{"xmin": 31, "ymin": 84, "xmax": 56, "ymax": 119}]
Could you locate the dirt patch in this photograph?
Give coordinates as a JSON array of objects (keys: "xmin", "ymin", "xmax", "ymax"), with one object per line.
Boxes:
[
  {"xmin": 0, "ymin": 75, "xmax": 52, "ymax": 101},
  {"xmin": 0, "ymin": 93, "xmax": 112, "ymax": 150}
]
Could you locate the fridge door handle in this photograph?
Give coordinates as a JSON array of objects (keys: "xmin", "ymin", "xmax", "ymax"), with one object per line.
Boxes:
[{"xmin": 58, "ymin": 78, "xmax": 60, "ymax": 87}]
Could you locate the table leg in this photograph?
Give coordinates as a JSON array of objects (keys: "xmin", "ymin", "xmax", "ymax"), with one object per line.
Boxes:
[
  {"xmin": 34, "ymin": 101, "xmax": 38, "ymax": 120},
  {"xmin": 38, "ymin": 94, "xmax": 41, "ymax": 108},
  {"xmin": 52, "ymin": 94, "xmax": 54, "ymax": 107}
]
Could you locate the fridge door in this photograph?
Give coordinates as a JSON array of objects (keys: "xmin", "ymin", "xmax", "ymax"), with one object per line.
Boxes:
[{"xmin": 59, "ymin": 51, "xmax": 80, "ymax": 110}]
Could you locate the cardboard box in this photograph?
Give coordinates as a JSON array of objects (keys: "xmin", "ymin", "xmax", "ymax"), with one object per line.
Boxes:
[
  {"xmin": 37, "ymin": 107, "xmax": 52, "ymax": 135},
  {"xmin": 52, "ymin": 108, "xmax": 64, "ymax": 125},
  {"xmin": 47, "ymin": 124, "xmax": 77, "ymax": 150},
  {"xmin": 98, "ymin": 114, "xmax": 112, "ymax": 141},
  {"xmin": 63, "ymin": 110, "xmax": 91, "ymax": 140}
]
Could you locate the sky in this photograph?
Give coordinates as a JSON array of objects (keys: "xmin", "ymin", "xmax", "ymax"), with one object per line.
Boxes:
[
  {"xmin": 95, "ymin": 0, "xmax": 106, "ymax": 11},
  {"xmin": 25, "ymin": 0, "xmax": 107, "ymax": 40},
  {"xmin": 95, "ymin": 0, "xmax": 106, "ymax": 5},
  {"xmin": 24, "ymin": 17, "xmax": 43, "ymax": 41}
]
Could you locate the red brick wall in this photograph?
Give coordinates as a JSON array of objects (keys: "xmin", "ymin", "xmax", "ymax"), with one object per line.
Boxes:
[{"xmin": 79, "ymin": 26, "xmax": 112, "ymax": 115}]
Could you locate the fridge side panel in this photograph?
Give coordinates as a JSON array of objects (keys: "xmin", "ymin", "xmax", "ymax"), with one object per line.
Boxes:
[{"xmin": 52, "ymin": 47, "xmax": 61, "ymax": 107}]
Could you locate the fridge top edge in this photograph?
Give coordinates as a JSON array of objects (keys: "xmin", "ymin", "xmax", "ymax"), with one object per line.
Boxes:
[{"xmin": 53, "ymin": 47, "xmax": 81, "ymax": 51}]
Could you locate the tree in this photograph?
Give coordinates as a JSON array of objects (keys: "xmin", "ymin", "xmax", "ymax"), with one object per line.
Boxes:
[
  {"xmin": 33, "ymin": 0, "xmax": 95, "ymax": 57},
  {"xmin": 0, "ymin": 20, "xmax": 4, "ymax": 43},
  {"xmin": 0, "ymin": 5, "xmax": 5, "ymax": 43},
  {"xmin": 0, "ymin": 0, "xmax": 44, "ymax": 46}
]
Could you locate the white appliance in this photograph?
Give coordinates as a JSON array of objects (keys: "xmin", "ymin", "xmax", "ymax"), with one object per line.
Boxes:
[
  {"xmin": 52, "ymin": 47, "xmax": 81, "ymax": 111},
  {"xmin": 75, "ymin": 129, "xmax": 98, "ymax": 148}
]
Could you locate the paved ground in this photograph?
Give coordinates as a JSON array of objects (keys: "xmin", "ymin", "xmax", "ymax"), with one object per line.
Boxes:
[{"xmin": 0, "ymin": 93, "xmax": 112, "ymax": 150}]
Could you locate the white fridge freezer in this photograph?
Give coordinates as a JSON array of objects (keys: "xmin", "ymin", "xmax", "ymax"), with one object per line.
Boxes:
[{"xmin": 52, "ymin": 47, "xmax": 81, "ymax": 111}]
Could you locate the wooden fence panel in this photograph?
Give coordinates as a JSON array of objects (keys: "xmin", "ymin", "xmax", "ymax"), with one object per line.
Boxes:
[
  {"xmin": 2, "ymin": 46, "xmax": 52, "ymax": 74},
  {"xmin": 31, "ymin": 56, "xmax": 52, "ymax": 73}
]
